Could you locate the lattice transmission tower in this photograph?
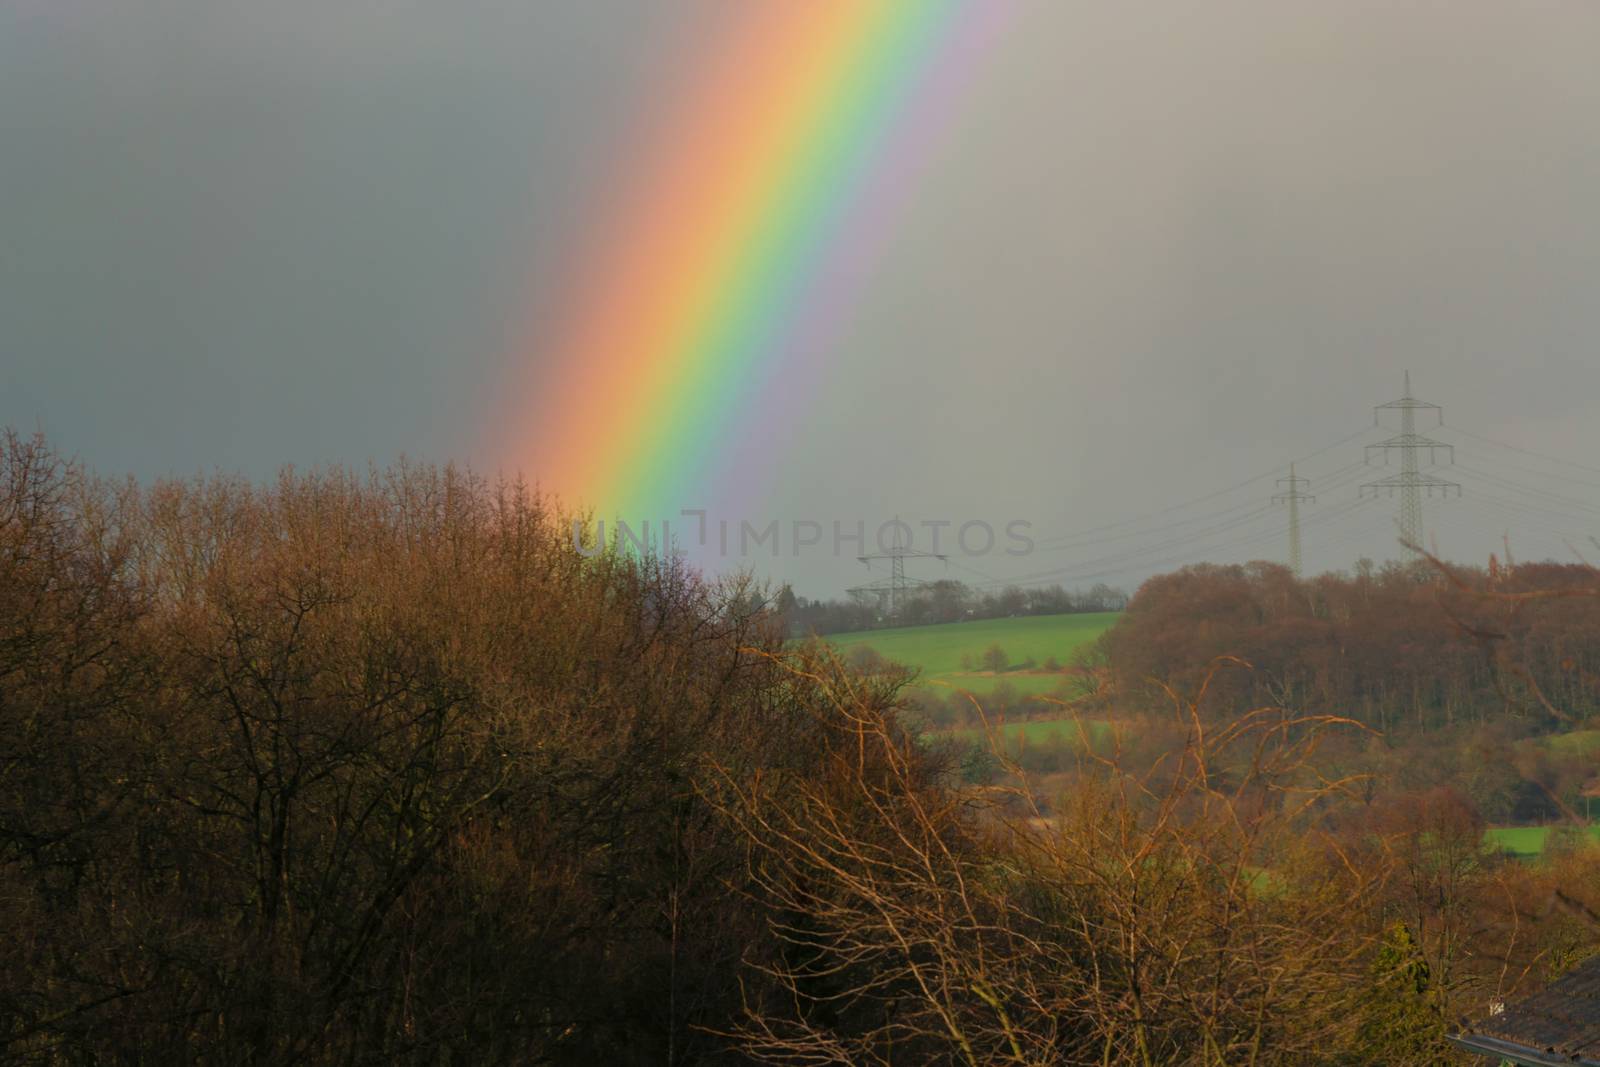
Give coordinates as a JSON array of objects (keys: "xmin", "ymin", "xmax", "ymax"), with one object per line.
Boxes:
[
  {"xmin": 1360, "ymin": 373, "xmax": 1460, "ymax": 558},
  {"xmin": 848, "ymin": 519, "xmax": 947, "ymax": 622},
  {"xmin": 1272, "ymin": 464, "xmax": 1314, "ymax": 577}
]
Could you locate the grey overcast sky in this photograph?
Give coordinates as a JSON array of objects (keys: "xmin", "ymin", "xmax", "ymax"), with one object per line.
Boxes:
[{"xmin": 5, "ymin": 2, "xmax": 1600, "ymax": 596}]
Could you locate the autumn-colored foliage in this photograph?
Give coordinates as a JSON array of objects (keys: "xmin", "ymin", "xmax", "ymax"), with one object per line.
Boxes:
[
  {"xmin": 3, "ymin": 432, "xmax": 1597, "ymax": 1065},
  {"xmin": 1101, "ymin": 559, "xmax": 1600, "ymax": 731}
]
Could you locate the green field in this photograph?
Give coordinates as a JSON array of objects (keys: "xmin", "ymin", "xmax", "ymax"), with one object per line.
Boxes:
[
  {"xmin": 1546, "ymin": 729, "xmax": 1600, "ymax": 755},
  {"xmin": 824, "ymin": 613, "xmax": 1118, "ymax": 695},
  {"xmin": 1485, "ymin": 824, "xmax": 1600, "ymax": 858}
]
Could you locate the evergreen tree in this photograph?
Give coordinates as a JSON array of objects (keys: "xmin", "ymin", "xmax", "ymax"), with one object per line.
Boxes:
[{"xmin": 1354, "ymin": 922, "xmax": 1447, "ymax": 1064}]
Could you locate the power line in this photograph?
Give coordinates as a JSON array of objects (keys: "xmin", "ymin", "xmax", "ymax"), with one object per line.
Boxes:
[
  {"xmin": 1360, "ymin": 373, "xmax": 1460, "ymax": 558},
  {"xmin": 846, "ymin": 517, "xmax": 947, "ymax": 621},
  {"xmin": 1446, "ymin": 424, "xmax": 1600, "ymax": 479},
  {"xmin": 1450, "ymin": 464, "xmax": 1600, "ymax": 522},
  {"xmin": 1272, "ymin": 463, "xmax": 1314, "ymax": 576},
  {"xmin": 1029, "ymin": 501, "xmax": 1372, "ymax": 587},
  {"xmin": 942, "ymin": 556, "xmax": 1006, "ymax": 585},
  {"xmin": 978, "ymin": 463, "xmax": 1384, "ymax": 591},
  {"xmin": 1219, "ymin": 495, "xmax": 1376, "ymax": 558},
  {"xmin": 1032, "ymin": 495, "xmax": 1266, "ymax": 552},
  {"xmin": 1450, "ymin": 491, "xmax": 1590, "ymax": 540},
  {"xmin": 1028, "ymin": 459, "xmax": 1372, "ymax": 567},
  {"xmin": 1446, "ymin": 478, "xmax": 1600, "ymax": 529},
  {"xmin": 1031, "ymin": 427, "xmax": 1378, "ymax": 548},
  {"xmin": 927, "ymin": 386, "xmax": 1600, "ymax": 597},
  {"xmin": 1313, "ymin": 459, "xmax": 1389, "ymax": 496},
  {"xmin": 980, "ymin": 504, "xmax": 1279, "ymax": 587},
  {"xmin": 1443, "ymin": 442, "xmax": 1600, "ymax": 492},
  {"xmin": 1438, "ymin": 496, "xmax": 1585, "ymax": 562},
  {"xmin": 981, "ymin": 495, "xmax": 1377, "ymax": 591}
]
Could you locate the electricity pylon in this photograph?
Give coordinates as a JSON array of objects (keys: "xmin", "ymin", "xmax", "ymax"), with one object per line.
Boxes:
[
  {"xmin": 1360, "ymin": 372, "xmax": 1460, "ymax": 558},
  {"xmin": 848, "ymin": 518, "xmax": 947, "ymax": 621},
  {"xmin": 1272, "ymin": 464, "xmax": 1314, "ymax": 577}
]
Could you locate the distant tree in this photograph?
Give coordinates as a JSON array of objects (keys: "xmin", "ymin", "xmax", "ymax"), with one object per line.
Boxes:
[
  {"xmin": 1374, "ymin": 786, "xmax": 1487, "ymax": 1027},
  {"xmin": 845, "ymin": 643, "xmax": 887, "ymax": 673},
  {"xmin": 981, "ymin": 643, "xmax": 1009, "ymax": 673},
  {"xmin": 1096, "ymin": 558, "xmax": 1600, "ymax": 731},
  {"xmin": 1068, "ymin": 641, "xmax": 1110, "ymax": 699},
  {"xmin": 925, "ymin": 579, "xmax": 970, "ymax": 623},
  {"xmin": 958, "ymin": 743, "xmax": 998, "ymax": 785},
  {"xmin": 1354, "ymin": 923, "xmax": 1446, "ymax": 1065},
  {"xmin": 785, "ymin": 580, "xmax": 1125, "ymax": 636}
]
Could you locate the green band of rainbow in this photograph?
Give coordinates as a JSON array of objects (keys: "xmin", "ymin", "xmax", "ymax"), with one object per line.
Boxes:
[{"xmin": 510, "ymin": 1, "xmax": 1007, "ymax": 526}]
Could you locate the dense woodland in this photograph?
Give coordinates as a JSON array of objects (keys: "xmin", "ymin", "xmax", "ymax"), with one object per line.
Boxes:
[
  {"xmin": 1104, "ymin": 559, "xmax": 1600, "ymax": 732},
  {"xmin": 4, "ymin": 430, "xmax": 1599, "ymax": 1065},
  {"xmin": 1086, "ymin": 560, "xmax": 1600, "ymax": 826}
]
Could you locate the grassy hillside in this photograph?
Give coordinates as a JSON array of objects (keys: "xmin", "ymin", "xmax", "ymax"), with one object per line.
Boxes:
[
  {"xmin": 1546, "ymin": 729, "xmax": 1600, "ymax": 755},
  {"xmin": 823, "ymin": 613, "xmax": 1117, "ymax": 695},
  {"xmin": 1485, "ymin": 824, "xmax": 1600, "ymax": 858}
]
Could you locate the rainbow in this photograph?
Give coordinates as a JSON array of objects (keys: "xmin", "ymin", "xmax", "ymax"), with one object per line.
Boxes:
[{"xmin": 508, "ymin": 1, "xmax": 1011, "ymax": 525}]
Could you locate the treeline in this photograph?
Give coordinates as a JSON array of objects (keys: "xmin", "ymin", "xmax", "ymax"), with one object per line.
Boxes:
[
  {"xmin": 2, "ymin": 431, "xmax": 1591, "ymax": 1064},
  {"xmin": 1099, "ymin": 558, "xmax": 1600, "ymax": 733},
  {"xmin": 0, "ymin": 432, "xmax": 894, "ymax": 1063},
  {"xmin": 782, "ymin": 578, "xmax": 1127, "ymax": 635}
]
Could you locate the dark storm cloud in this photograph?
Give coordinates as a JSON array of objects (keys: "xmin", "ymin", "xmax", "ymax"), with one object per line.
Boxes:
[
  {"xmin": 0, "ymin": 2, "xmax": 699, "ymax": 475},
  {"xmin": 4, "ymin": 2, "xmax": 1600, "ymax": 595}
]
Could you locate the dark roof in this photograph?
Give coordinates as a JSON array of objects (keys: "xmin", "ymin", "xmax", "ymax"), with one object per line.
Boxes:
[{"xmin": 1451, "ymin": 956, "xmax": 1600, "ymax": 1065}]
